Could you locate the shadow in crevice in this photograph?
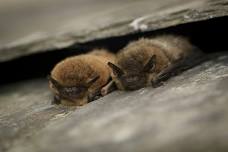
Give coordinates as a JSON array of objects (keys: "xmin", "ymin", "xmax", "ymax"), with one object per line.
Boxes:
[{"xmin": 0, "ymin": 16, "xmax": 228, "ymax": 86}]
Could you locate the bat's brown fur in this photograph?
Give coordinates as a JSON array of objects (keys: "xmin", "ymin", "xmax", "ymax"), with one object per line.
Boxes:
[
  {"xmin": 107, "ymin": 35, "xmax": 202, "ymax": 90},
  {"xmin": 49, "ymin": 49, "xmax": 115, "ymax": 106}
]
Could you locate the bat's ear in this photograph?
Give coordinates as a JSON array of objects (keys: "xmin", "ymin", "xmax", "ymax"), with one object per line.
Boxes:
[
  {"xmin": 47, "ymin": 75, "xmax": 63, "ymax": 89},
  {"xmin": 108, "ymin": 62, "xmax": 124, "ymax": 77},
  {"xmin": 87, "ymin": 75, "xmax": 100, "ymax": 86},
  {"xmin": 144, "ymin": 55, "xmax": 156, "ymax": 73}
]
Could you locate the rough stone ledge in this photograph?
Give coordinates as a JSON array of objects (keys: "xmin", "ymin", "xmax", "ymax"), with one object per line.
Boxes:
[{"xmin": 0, "ymin": 52, "xmax": 228, "ymax": 152}]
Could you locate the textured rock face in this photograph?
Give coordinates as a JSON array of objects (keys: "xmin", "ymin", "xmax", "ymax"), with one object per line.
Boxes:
[
  {"xmin": 1, "ymin": 0, "xmax": 228, "ymax": 151},
  {"xmin": 0, "ymin": 0, "xmax": 228, "ymax": 62},
  {"xmin": 0, "ymin": 52, "xmax": 228, "ymax": 152}
]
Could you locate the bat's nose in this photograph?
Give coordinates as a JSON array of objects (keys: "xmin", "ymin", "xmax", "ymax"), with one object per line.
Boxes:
[
  {"xmin": 125, "ymin": 76, "xmax": 143, "ymax": 90},
  {"xmin": 126, "ymin": 76, "xmax": 139, "ymax": 83}
]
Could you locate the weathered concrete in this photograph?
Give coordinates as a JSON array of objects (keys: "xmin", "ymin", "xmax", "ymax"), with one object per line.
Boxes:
[
  {"xmin": 0, "ymin": 52, "xmax": 228, "ymax": 152},
  {"xmin": 0, "ymin": 0, "xmax": 228, "ymax": 62}
]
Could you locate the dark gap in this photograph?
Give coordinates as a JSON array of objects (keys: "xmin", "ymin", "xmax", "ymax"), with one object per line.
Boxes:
[{"xmin": 0, "ymin": 16, "xmax": 227, "ymax": 86}]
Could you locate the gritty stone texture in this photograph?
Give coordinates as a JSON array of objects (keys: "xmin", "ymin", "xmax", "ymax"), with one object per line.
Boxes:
[
  {"xmin": 0, "ymin": 52, "xmax": 228, "ymax": 152},
  {"xmin": 0, "ymin": 0, "xmax": 228, "ymax": 62}
]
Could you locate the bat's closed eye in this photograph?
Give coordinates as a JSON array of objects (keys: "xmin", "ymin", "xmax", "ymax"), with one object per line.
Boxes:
[
  {"xmin": 144, "ymin": 55, "xmax": 156, "ymax": 73},
  {"xmin": 60, "ymin": 86, "xmax": 86, "ymax": 97}
]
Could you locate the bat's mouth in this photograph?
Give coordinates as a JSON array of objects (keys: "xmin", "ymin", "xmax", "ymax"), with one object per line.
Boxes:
[
  {"xmin": 122, "ymin": 76, "xmax": 146, "ymax": 90},
  {"xmin": 124, "ymin": 83, "xmax": 145, "ymax": 90},
  {"xmin": 59, "ymin": 86, "xmax": 87, "ymax": 98},
  {"xmin": 121, "ymin": 74, "xmax": 147, "ymax": 90},
  {"xmin": 53, "ymin": 93, "xmax": 87, "ymax": 106}
]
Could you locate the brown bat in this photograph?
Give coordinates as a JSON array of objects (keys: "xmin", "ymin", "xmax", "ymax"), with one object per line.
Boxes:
[
  {"xmin": 104, "ymin": 35, "xmax": 204, "ymax": 92},
  {"xmin": 48, "ymin": 49, "xmax": 116, "ymax": 106}
]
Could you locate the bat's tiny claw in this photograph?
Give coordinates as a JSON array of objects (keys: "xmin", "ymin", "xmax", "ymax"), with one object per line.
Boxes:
[
  {"xmin": 101, "ymin": 87, "xmax": 108, "ymax": 96},
  {"xmin": 88, "ymin": 94, "xmax": 102, "ymax": 102},
  {"xmin": 151, "ymin": 79, "xmax": 164, "ymax": 88},
  {"xmin": 88, "ymin": 90, "xmax": 102, "ymax": 102},
  {"xmin": 94, "ymin": 95, "xmax": 101, "ymax": 100},
  {"xmin": 52, "ymin": 95, "xmax": 61, "ymax": 105},
  {"xmin": 87, "ymin": 94, "xmax": 93, "ymax": 102},
  {"xmin": 101, "ymin": 80, "xmax": 116, "ymax": 96}
]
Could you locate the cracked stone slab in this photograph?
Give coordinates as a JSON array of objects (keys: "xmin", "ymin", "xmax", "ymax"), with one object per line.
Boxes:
[
  {"xmin": 0, "ymin": 52, "xmax": 228, "ymax": 152},
  {"xmin": 0, "ymin": 0, "xmax": 228, "ymax": 62}
]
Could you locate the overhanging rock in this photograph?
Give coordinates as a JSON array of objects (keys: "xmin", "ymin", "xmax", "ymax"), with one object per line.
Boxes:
[{"xmin": 0, "ymin": 0, "xmax": 228, "ymax": 62}]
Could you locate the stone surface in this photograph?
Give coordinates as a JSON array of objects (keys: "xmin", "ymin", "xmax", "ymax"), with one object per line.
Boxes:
[
  {"xmin": 0, "ymin": 52, "xmax": 228, "ymax": 152},
  {"xmin": 0, "ymin": 0, "xmax": 228, "ymax": 62}
]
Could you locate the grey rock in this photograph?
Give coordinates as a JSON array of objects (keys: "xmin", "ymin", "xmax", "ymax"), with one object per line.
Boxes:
[
  {"xmin": 0, "ymin": 52, "xmax": 228, "ymax": 152},
  {"xmin": 0, "ymin": 0, "xmax": 228, "ymax": 62}
]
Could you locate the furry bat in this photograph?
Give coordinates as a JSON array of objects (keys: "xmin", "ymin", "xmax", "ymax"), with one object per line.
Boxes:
[
  {"xmin": 48, "ymin": 49, "xmax": 116, "ymax": 106},
  {"xmin": 104, "ymin": 35, "xmax": 204, "ymax": 91}
]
